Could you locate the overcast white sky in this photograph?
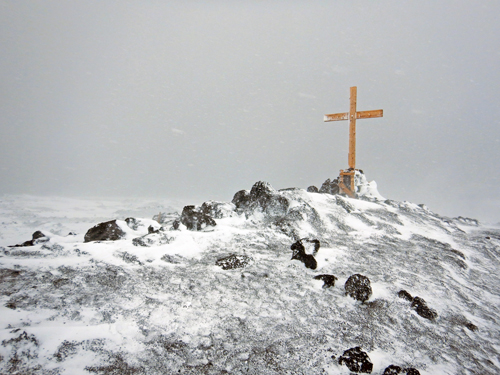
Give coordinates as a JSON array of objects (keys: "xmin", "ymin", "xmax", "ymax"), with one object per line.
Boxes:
[{"xmin": 1, "ymin": 1, "xmax": 499, "ymax": 222}]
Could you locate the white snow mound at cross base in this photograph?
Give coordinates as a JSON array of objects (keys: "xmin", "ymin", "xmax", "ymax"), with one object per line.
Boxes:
[{"xmin": 0, "ymin": 188, "xmax": 499, "ymax": 374}]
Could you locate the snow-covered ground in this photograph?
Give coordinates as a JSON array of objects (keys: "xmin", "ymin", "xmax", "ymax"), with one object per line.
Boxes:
[{"xmin": 0, "ymin": 185, "xmax": 499, "ymax": 374}]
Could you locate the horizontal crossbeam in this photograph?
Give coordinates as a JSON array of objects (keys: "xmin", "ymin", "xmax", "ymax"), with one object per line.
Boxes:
[{"xmin": 323, "ymin": 109, "xmax": 383, "ymax": 122}]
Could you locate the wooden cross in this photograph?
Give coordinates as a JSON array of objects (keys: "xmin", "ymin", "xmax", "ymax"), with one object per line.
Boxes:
[{"xmin": 324, "ymin": 86, "xmax": 383, "ymax": 196}]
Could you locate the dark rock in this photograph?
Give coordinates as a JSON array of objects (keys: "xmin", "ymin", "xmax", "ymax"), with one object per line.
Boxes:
[
  {"xmin": 291, "ymin": 238, "xmax": 320, "ymax": 255},
  {"xmin": 290, "ymin": 239, "xmax": 318, "ymax": 270},
  {"xmin": 232, "ymin": 181, "xmax": 289, "ymax": 218},
  {"xmin": 32, "ymin": 231, "xmax": 46, "ymax": 241},
  {"xmin": 148, "ymin": 225, "xmax": 159, "ymax": 234},
  {"xmin": 337, "ymin": 346, "xmax": 373, "ymax": 373},
  {"xmin": 9, "ymin": 231, "xmax": 49, "ymax": 247},
  {"xmin": 383, "ymin": 365, "xmax": 402, "ymax": 374},
  {"xmin": 465, "ymin": 322, "xmax": 478, "ymax": 332},
  {"xmin": 215, "ymin": 254, "xmax": 252, "ymax": 270},
  {"xmin": 180, "ymin": 205, "xmax": 216, "ymax": 231},
  {"xmin": 313, "ymin": 274, "xmax": 337, "ymax": 288},
  {"xmin": 232, "ymin": 190, "xmax": 251, "ymax": 210},
  {"xmin": 398, "ymin": 290, "xmax": 414, "ymax": 302},
  {"xmin": 84, "ymin": 220, "xmax": 126, "ymax": 243},
  {"xmin": 307, "ymin": 186, "xmax": 319, "ymax": 193},
  {"xmin": 319, "ymin": 178, "xmax": 340, "ymax": 195},
  {"xmin": 405, "ymin": 369, "xmax": 421, "ymax": 375},
  {"xmin": 345, "ymin": 274, "xmax": 372, "ymax": 303},
  {"xmin": 201, "ymin": 200, "xmax": 236, "ymax": 219},
  {"xmin": 172, "ymin": 220, "xmax": 180, "ymax": 230},
  {"xmin": 411, "ymin": 296, "xmax": 438, "ymax": 320}
]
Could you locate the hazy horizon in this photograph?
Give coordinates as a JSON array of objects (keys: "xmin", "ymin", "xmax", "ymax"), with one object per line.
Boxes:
[{"xmin": 1, "ymin": 1, "xmax": 499, "ymax": 223}]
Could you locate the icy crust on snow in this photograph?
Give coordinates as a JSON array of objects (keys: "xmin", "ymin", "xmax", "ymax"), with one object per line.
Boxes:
[{"xmin": 0, "ymin": 191, "xmax": 499, "ymax": 374}]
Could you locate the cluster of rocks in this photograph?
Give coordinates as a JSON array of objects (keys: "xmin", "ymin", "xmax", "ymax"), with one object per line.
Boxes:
[{"xmin": 337, "ymin": 346, "xmax": 420, "ymax": 374}]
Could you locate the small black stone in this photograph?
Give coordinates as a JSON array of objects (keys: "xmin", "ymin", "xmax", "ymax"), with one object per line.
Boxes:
[
  {"xmin": 411, "ymin": 296, "xmax": 438, "ymax": 320},
  {"xmin": 398, "ymin": 290, "xmax": 414, "ymax": 302},
  {"xmin": 383, "ymin": 365, "xmax": 402, "ymax": 375},
  {"xmin": 313, "ymin": 274, "xmax": 338, "ymax": 288}
]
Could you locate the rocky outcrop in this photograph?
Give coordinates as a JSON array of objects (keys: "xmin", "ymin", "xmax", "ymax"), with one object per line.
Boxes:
[
  {"xmin": 201, "ymin": 200, "xmax": 236, "ymax": 219},
  {"xmin": 177, "ymin": 206, "xmax": 217, "ymax": 231},
  {"xmin": 215, "ymin": 254, "xmax": 252, "ymax": 270},
  {"xmin": 9, "ymin": 231, "xmax": 49, "ymax": 247},
  {"xmin": 232, "ymin": 181, "xmax": 289, "ymax": 218},
  {"xmin": 84, "ymin": 220, "xmax": 126, "ymax": 243},
  {"xmin": 345, "ymin": 274, "xmax": 372, "ymax": 303},
  {"xmin": 319, "ymin": 178, "xmax": 340, "ymax": 195},
  {"xmin": 337, "ymin": 346, "xmax": 373, "ymax": 373}
]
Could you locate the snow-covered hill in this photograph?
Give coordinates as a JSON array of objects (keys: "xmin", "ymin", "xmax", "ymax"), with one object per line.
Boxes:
[{"xmin": 0, "ymin": 181, "xmax": 499, "ymax": 374}]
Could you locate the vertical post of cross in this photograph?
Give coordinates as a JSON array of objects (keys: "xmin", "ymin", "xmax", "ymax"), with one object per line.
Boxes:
[{"xmin": 349, "ymin": 86, "xmax": 357, "ymax": 171}]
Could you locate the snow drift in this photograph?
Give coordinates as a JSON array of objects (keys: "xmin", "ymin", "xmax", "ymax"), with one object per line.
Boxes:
[{"xmin": 0, "ymin": 180, "xmax": 499, "ymax": 374}]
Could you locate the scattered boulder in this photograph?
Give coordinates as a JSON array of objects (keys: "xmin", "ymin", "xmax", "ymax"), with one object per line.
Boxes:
[
  {"xmin": 201, "ymin": 200, "xmax": 236, "ymax": 219},
  {"xmin": 215, "ymin": 254, "xmax": 252, "ymax": 270},
  {"xmin": 9, "ymin": 231, "xmax": 49, "ymax": 247},
  {"xmin": 397, "ymin": 290, "xmax": 414, "ymax": 302},
  {"xmin": 383, "ymin": 365, "xmax": 402, "ymax": 375},
  {"xmin": 290, "ymin": 239, "xmax": 318, "ymax": 270},
  {"xmin": 465, "ymin": 322, "xmax": 478, "ymax": 332},
  {"xmin": 180, "ymin": 205, "xmax": 217, "ymax": 231},
  {"xmin": 319, "ymin": 178, "xmax": 340, "ymax": 195},
  {"xmin": 84, "ymin": 220, "xmax": 126, "ymax": 243},
  {"xmin": 313, "ymin": 274, "xmax": 337, "ymax": 288},
  {"xmin": 411, "ymin": 296, "xmax": 438, "ymax": 320},
  {"xmin": 337, "ymin": 346, "xmax": 373, "ymax": 373},
  {"xmin": 382, "ymin": 365, "xmax": 420, "ymax": 375},
  {"xmin": 345, "ymin": 274, "xmax": 372, "ymax": 303},
  {"xmin": 307, "ymin": 186, "xmax": 319, "ymax": 193},
  {"xmin": 232, "ymin": 181, "xmax": 289, "ymax": 218}
]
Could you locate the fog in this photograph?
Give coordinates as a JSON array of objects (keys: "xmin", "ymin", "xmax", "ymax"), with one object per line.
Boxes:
[{"xmin": 1, "ymin": 1, "xmax": 499, "ymax": 222}]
